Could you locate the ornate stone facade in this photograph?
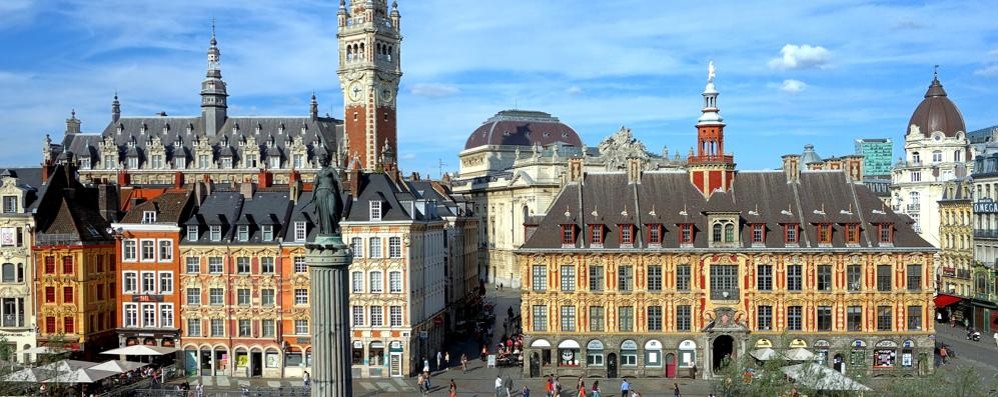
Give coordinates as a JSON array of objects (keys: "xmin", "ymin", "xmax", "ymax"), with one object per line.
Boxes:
[{"xmin": 0, "ymin": 170, "xmax": 39, "ymax": 362}]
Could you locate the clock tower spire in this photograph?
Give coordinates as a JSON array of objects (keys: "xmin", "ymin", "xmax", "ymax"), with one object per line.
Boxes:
[
  {"xmin": 338, "ymin": 0, "xmax": 402, "ymax": 171},
  {"xmin": 688, "ymin": 61, "xmax": 735, "ymax": 197}
]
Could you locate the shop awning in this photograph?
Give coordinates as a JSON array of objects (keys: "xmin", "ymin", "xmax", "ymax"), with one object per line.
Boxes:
[{"xmin": 934, "ymin": 293, "xmax": 963, "ymax": 308}]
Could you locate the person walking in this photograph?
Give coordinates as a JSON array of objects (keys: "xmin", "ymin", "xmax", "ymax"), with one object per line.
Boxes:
[
  {"xmin": 437, "ymin": 351, "xmax": 443, "ymax": 371},
  {"xmin": 993, "ymin": 331, "xmax": 998, "ymax": 349},
  {"xmin": 423, "ymin": 357, "xmax": 431, "ymax": 373},
  {"xmin": 673, "ymin": 383, "xmax": 681, "ymax": 397},
  {"xmin": 303, "ymin": 371, "xmax": 310, "ymax": 390},
  {"xmin": 495, "ymin": 375, "xmax": 504, "ymax": 397},
  {"xmin": 445, "ymin": 351, "xmax": 451, "ymax": 370},
  {"xmin": 591, "ymin": 380, "xmax": 601, "ymax": 397},
  {"xmin": 939, "ymin": 345, "xmax": 949, "ymax": 364},
  {"xmin": 461, "ymin": 353, "xmax": 468, "ymax": 372},
  {"xmin": 545, "ymin": 376, "xmax": 554, "ymax": 397},
  {"xmin": 418, "ymin": 373, "xmax": 427, "ymax": 395},
  {"xmin": 195, "ymin": 383, "xmax": 204, "ymax": 397},
  {"xmin": 553, "ymin": 376, "xmax": 562, "ymax": 397},
  {"xmin": 578, "ymin": 380, "xmax": 586, "ymax": 397},
  {"xmin": 505, "ymin": 375, "xmax": 514, "ymax": 397},
  {"xmin": 522, "ymin": 385, "xmax": 531, "ymax": 397},
  {"xmin": 449, "ymin": 379, "xmax": 457, "ymax": 397},
  {"xmin": 620, "ymin": 378, "xmax": 630, "ymax": 397}
]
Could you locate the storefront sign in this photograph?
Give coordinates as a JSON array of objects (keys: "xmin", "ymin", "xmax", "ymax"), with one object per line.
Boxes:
[
  {"xmin": 875, "ymin": 340, "xmax": 898, "ymax": 348},
  {"xmin": 902, "ymin": 340, "xmax": 915, "ymax": 348},
  {"xmin": 975, "ymin": 200, "xmax": 998, "ymax": 213},
  {"xmin": 874, "ymin": 349, "xmax": 896, "ymax": 368},
  {"xmin": 813, "ymin": 340, "xmax": 830, "ymax": 348},
  {"xmin": 353, "ymin": 341, "xmax": 363, "ymax": 349},
  {"xmin": 0, "ymin": 228, "xmax": 15, "ymax": 246}
]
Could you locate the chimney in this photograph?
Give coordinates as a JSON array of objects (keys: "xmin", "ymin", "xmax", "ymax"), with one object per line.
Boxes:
[
  {"xmin": 567, "ymin": 158, "xmax": 583, "ymax": 183},
  {"xmin": 97, "ymin": 184, "xmax": 120, "ymax": 222},
  {"xmin": 194, "ymin": 181, "xmax": 208, "ymax": 207},
  {"xmin": 240, "ymin": 181, "xmax": 256, "ymax": 200},
  {"xmin": 257, "ymin": 170, "xmax": 272, "ymax": 188},
  {"xmin": 173, "ymin": 171, "xmax": 185, "ymax": 188},
  {"xmin": 348, "ymin": 168, "xmax": 362, "ymax": 198},
  {"xmin": 626, "ymin": 158, "xmax": 642, "ymax": 184},
  {"xmin": 117, "ymin": 170, "xmax": 130, "ymax": 186},
  {"xmin": 289, "ymin": 170, "xmax": 302, "ymax": 203},
  {"xmin": 782, "ymin": 154, "xmax": 800, "ymax": 184},
  {"xmin": 843, "ymin": 155, "xmax": 864, "ymax": 183},
  {"xmin": 41, "ymin": 162, "xmax": 52, "ymax": 184}
]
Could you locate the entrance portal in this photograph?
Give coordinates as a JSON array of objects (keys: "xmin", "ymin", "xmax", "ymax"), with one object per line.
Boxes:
[
  {"xmin": 251, "ymin": 352, "xmax": 262, "ymax": 377},
  {"xmin": 607, "ymin": 353, "xmax": 618, "ymax": 379},
  {"xmin": 665, "ymin": 353, "xmax": 676, "ymax": 378},
  {"xmin": 712, "ymin": 335, "xmax": 734, "ymax": 371}
]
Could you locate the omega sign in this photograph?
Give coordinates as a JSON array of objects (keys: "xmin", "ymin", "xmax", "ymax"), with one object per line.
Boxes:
[{"xmin": 975, "ymin": 200, "xmax": 998, "ymax": 213}]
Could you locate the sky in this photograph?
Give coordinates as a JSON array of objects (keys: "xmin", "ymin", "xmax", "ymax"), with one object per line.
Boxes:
[{"xmin": 1, "ymin": 0, "xmax": 998, "ymax": 177}]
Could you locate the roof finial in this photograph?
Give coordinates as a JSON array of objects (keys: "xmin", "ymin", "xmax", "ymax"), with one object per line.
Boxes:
[
  {"xmin": 211, "ymin": 17, "xmax": 217, "ymax": 43},
  {"xmin": 933, "ymin": 64, "xmax": 939, "ymax": 81},
  {"xmin": 707, "ymin": 60, "xmax": 716, "ymax": 84}
]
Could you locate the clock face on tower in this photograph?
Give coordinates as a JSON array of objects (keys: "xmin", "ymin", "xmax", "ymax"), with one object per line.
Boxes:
[{"xmin": 348, "ymin": 82, "xmax": 363, "ymax": 102}]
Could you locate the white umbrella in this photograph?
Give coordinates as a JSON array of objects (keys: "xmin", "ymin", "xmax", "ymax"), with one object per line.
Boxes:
[
  {"xmin": 89, "ymin": 360, "xmax": 148, "ymax": 373},
  {"xmin": 784, "ymin": 347, "xmax": 816, "ymax": 361},
  {"xmin": 101, "ymin": 345, "xmax": 177, "ymax": 356},
  {"xmin": 18, "ymin": 346, "xmax": 69, "ymax": 355},
  {"xmin": 44, "ymin": 368, "xmax": 118, "ymax": 384},
  {"xmin": 37, "ymin": 359, "xmax": 98, "ymax": 373},
  {"xmin": 750, "ymin": 347, "xmax": 780, "ymax": 361},
  {"xmin": 781, "ymin": 363, "xmax": 872, "ymax": 391},
  {"xmin": 2, "ymin": 367, "xmax": 55, "ymax": 382}
]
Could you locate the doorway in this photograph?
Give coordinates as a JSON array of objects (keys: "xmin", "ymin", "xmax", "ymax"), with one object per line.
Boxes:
[
  {"xmin": 529, "ymin": 352, "xmax": 540, "ymax": 377},
  {"xmin": 251, "ymin": 352, "xmax": 262, "ymax": 377},
  {"xmin": 665, "ymin": 353, "xmax": 676, "ymax": 378},
  {"xmin": 712, "ymin": 335, "xmax": 734, "ymax": 371},
  {"xmin": 607, "ymin": 353, "xmax": 618, "ymax": 379},
  {"xmin": 833, "ymin": 353, "xmax": 845, "ymax": 373}
]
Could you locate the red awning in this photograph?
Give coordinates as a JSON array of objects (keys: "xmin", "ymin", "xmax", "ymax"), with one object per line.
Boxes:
[{"xmin": 934, "ymin": 294, "xmax": 963, "ymax": 309}]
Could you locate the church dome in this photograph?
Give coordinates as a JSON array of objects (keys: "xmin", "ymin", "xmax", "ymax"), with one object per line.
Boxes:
[
  {"xmin": 907, "ymin": 76, "xmax": 965, "ymax": 138},
  {"xmin": 464, "ymin": 110, "xmax": 582, "ymax": 150}
]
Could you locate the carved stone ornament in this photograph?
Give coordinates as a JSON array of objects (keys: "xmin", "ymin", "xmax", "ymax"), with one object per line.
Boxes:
[{"xmin": 597, "ymin": 126, "xmax": 650, "ymax": 171}]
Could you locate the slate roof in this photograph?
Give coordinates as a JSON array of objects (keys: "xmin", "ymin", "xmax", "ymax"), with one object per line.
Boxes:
[
  {"xmin": 522, "ymin": 170, "xmax": 932, "ymax": 250},
  {"xmin": 120, "ymin": 191, "xmax": 193, "ymax": 224},
  {"xmin": 464, "ymin": 110, "xmax": 582, "ymax": 150},
  {"xmin": 0, "ymin": 167, "xmax": 44, "ymax": 212},
  {"xmin": 33, "ymin": 164, "xmax": 112, "ymax": 244},
  {"xmin": 182, "ymin": 189, "xmax": 292, "ymax": 244}
]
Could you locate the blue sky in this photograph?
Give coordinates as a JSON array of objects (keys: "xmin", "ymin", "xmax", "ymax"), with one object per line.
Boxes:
[{"xmin": 2, "ymin": 0, "xmax": 998, "ymax": 177}]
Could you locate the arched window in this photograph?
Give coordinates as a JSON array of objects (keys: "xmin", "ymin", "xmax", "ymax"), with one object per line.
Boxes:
[
  {"xmin": 712, "ymin": 223, "xmax": 722, "ymax": 242},
  {"xmin": 724, "ymin": 223, "xmax": 735, "ymax": 242},
  {"xmin": 911, "ymin": 152, "xmax": 920, "ymax": 164},
  {"xmin": 1, "ymin": 263, "xmax": 13, "ymax": 283}
]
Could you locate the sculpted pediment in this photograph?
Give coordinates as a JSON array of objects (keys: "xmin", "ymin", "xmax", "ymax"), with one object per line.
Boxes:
[{"xmin": 597, "ymin": 126, "xmax": 650, "ymax": 171}]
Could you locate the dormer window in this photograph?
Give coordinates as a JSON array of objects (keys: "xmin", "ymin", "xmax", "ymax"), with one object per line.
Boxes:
[
  {"xmin": 237, "ymin": 225, "xmax": 249, "ymax": 242},
  {"xmin": 588, "ymin": 224, "xmax": 605, "ymax": 246},
  {"xmin": 783, "ymin": 224, "xmax": 799, "ymax": 244},
  {"xmin": 816, "ymin": 223, "xmax": 833, "ymax": 245},
  {"xmin": 127, "ymin": 157, "xmax": 139, "ymax": 169},
  {"xmin": 751, "ymin": 224, "xmax": 765, "ymax": 245},
  {"xmin": 294, "ymin": 221, "xmax": 307, "ymax": 242},
  {"xmin": 262, "ymin": 225, "xmax": 274, "ymax": 242},
  {"xmin": 79, "ymin": 157, "xmax": 91, "ymax": 169},
  {"xmin": 877, "ymin": 224, "xmax": 893, "ymax": 244},
  {"xmin": 209, "ymin": 225, "xmax": 221, "ymax": 242},
  {"xmin": 646, "ymin": 224, "xmax": 663, "ymax": 246},
  {"xmin": 186, "ymin": 225, "xmax": 198, "ymax": 241},
  {"xmin": 221, "ymin": 157, "xmax": 232, "ymax": 169},
  {"xmin": 1, "ymin": 196, "xmax": 17, "ymax": 214},
  {"xmin": 370, "ymin": 201, "xmax": 382, "ymax": 221},
  {"xmin": 845, "ymin": 223, "xmax": 861, "ymax": 245},
  {"xmin": 269, "ymin": 156, "xmax": 280, "ymax": 169},
  {"xmin": 709, "ymin": 218, "xmax": 737, "ymax": 246},
  {"xmin": 619, "ymin": 224, "xmax": 635, "ymax": 247},
  {"xmin": 142, "ymin": 211, "xmax": 157, "ymax": 224},
  {"xmin": 294, "ymin": 154, "xmax": 305, "ymax": 169},
  {"xmin": 679, "ymin": 223, "xmax": 694, "ymax": 245},
  {"xmin": 560, "ymin": 225, "xmax": 576, "ymax": 246}
]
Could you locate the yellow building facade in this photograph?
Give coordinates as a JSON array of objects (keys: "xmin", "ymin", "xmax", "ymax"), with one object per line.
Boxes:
[{"xmin": 938, "ymin": 179, "xmax": 973, "ymax": 296}]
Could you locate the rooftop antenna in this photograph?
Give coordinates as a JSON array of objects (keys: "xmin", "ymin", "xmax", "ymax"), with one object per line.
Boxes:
[{"xmin": 437, "ymin": 158, "xmax": 447, "ymax": 178}]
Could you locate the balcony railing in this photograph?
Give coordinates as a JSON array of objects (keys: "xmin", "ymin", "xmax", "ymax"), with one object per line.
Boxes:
[
  {"xmin": 975, "ymin": 230, "xmax": 998, "ymax": 239},
  {"xmin": 1, "ymin": 313, "xmax": 24, "ymax": 328},
  {"xmin": 710, "ymin": 288, "xmax": 739, "ymax": 301}
]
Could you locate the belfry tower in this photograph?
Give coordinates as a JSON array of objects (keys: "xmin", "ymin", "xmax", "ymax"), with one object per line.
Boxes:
[
  {"xmin": 688, "ymin": 61, "xmax": 735, "ymax": 196},
  {"xmin": 337, "ymin": 0, "xmax": 402, "ymax": 171}
]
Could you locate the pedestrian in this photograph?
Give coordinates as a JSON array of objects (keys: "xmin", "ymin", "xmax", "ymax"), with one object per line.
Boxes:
[
  {"xmin": 449, "ymin": 379, "xmax": 457, "ymax": 397},
  {"xmin": 939, "ymin": 345, "xmax": 949, "ymax": 364},
  {"xmin": 437, "ymin": 351, "xmax": 443, "ymax": 371},
  {"xmin": 482, "ymin": 345, "xmax": 489, "ymax": 362},
  {"xmin": 423, "ymin": 357, "xmax": 431, "ymax": 373},
  {"xmin": 591, "ymin": 380, "xmax": 601, "ymax": 397},
  {"xmin": 425, "ymin": 371, "xmax": 432, "ymax": 390},
  {"xmin": 993, "ymin": 331, "xmax": 998, "ymax": 349},
  {"xmin": 578, "ymin": 379, "xmax": 586, "ymax": 397},
  {"xmin": 505, "ymin": 374, "xmax": 514, "ymax": 397},
  {"xmin": 553, "ymin": 376, "xmax": 562, "ymax": 397},
  {"xmin": 303, "ymin": 371, "xmax": 310, "ymax": 389},
  {"xmin": 461, "ymin": 353, "xmax": 468, "ymax": 372},
  {"xmin": 691, "ymin": 362, "xmax": 698, "ymax": 379},
  {"xmin": 196, "ymin": 382, "xmax": 204, "ymax": 397},
  {"xmin": 620, "ymin": 378, "xmax": 630, "ymax": 397},
  {"xmin": 673, "ymin": 383, "xmax": 681, "ymax": 397},
  {"xmin": 522, "ymin": 385, "xmax": 531, "ymax": 397},
  {"xmin": 545, "ymin": 376, "xmax": 554, "ymax": 397},
  {"xmin": 495, "ymin": 375, "xmax": 504, "ymax": 397},
  {"xmin": 418, "ymin": 373, "xmax": 426, "ymax": 395},
  {"xmin": 445, "ymin": 351, "xmax": 451, "ymax": 370},
  {"xmin": 500, "ymin": 282, "xmax": 504, "ymax": 290}
]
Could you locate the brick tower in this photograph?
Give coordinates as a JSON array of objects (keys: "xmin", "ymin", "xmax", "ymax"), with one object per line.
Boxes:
[{"xmin": 688, "ymin": 61, "xmax": 735, "ymax": 196}]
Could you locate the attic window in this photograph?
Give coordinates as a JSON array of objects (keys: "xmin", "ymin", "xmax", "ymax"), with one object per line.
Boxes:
[
  {"xmin": 783, "ymin": 224, "xmax": 799, "ymax": 244},
  {"xmin": 646, "ymin": 224, "xmax": 662, "ymax": 246},
  {"xmin": 262, "ymin": 225, "xmax": 274, "ymax": 242},
  {"xmin": 816, "ymin": 223, "xmax": 833, "ymax": 245},
  {"xmin": 142, "ymin": 211, "xmax": 157, "ymax": 224},
  {"xmin": 588, "ymin": 224, "xmax": 605, "ymax": 246},
  {"xmin": 1, "ymin": 196, "xmax": 17, "ymax": 214},
  {"xmin": 210, "ymin": 225, "xmax": 222, "ymax": 242},
  {"xmin": 186, "ymin": 225, "xmax": 198, "ymax": 241},
  {"xmin": 237, "ymin": 225, "xmax": 249, "ymax": 242},
  {"xmin": 878, "ymin": 224, "xmax": 893, "ymax": 244},
  {"xmin": 560, "ymin": 225, "xmax": 576, "ymax": 246},
  {"xmin": 619, "ymin": 224, "xmax": 635, "ymax": 247},
  {"xmin": 679, "ymin": 223, "xmax": 694, "ymax": 245},
  {"xmin": 294, "ymin": 221, "xmax": 307, "ymax": 242},
  {"xmin": 751, "ymin": 224, "xmax": 765, "ymax": 244},
  {"xmin": 370, "ymin": 201, "xmax": 382, "ymax": 221},
  {"xmin": 845, "ymin": 224, "xmax": 861, "ymax": 245}
]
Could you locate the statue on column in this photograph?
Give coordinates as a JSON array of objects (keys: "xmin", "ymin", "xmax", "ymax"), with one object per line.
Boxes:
[{"xmin": 309, "ymin": 151, "xmax": 344, "ymax": 237}]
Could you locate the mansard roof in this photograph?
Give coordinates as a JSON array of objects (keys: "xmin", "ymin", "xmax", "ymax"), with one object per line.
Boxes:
[
  {"xmin": 522, "ymin": 170, "xmax": 931, "ymax": 250},
  {"xmin": 34, "ymin": 164, "xmax": 112, "ymax": 243},
  {"xmin": 182, "ymin": 188, "xmax": 292, "ymax": 244},
  {"xmin": 120, "ymin": 191, "xmax": 193, "ymax": 224}
]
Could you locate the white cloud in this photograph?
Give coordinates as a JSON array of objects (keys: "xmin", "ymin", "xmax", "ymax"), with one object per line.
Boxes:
[
  {"xmin": 409, "ymin": 83, "xmax": 460, "ymax": 97},
  {"xmin": 768, "ymin": 44, "xmax": 831, "ymax": 70},
  {"xmin": 779, "ymin": 79, "xmax": 808, "ymax": 93},
  {"xmin": 975, "ymin": 64, "xmax": 998, "ymax": 76},
  {"xmin": 566, "ymin": 85, "xmax": 583, "ymax": 95}
]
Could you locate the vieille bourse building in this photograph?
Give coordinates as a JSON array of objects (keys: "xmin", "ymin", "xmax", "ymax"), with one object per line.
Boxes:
[{"xmin": 516, "ymin": 71, "xmax": 937, "ymax": 380}]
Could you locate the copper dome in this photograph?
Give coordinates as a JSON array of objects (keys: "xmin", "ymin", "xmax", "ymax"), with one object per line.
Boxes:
[
  {"xmin": 464, "ymin": 110, "xmax": 582, "ymax": 150},
  {"xmin": 907, "ymin": 77, "xmax": 965, "ymax": 138}
]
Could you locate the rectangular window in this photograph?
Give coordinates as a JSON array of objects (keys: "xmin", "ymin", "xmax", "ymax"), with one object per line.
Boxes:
[
  {"xmin": 647, "ymin": 224, "xmax": 662, "ymax": 245},
  {"xmin": 847, "ymin": 306, "xmax": 863, "ymax": 331},
  {"xmin": 589, "ymin": 306, "xmax": 604, "ymax": 332},
  {"xmin": 907, "ymin": 264, "xmax": 922, "ymax": 291},
  {"xmin": 208, "ymin": 257, "xmax": 223, "ymax": 274},
  {"xmin": 647, "ymin": 306, "xmax": 662, "ymax": 331},
  {"xmin": 619, "ymin": 224, "xmax": 634, "ymax": 246},
  {"xmin": 532, "ymin": 305, "xmax": 548, "ymax": 332},
  {"xmin": 676, "ymin": 264, "xmax": 691, "ymax": 291},
  {"xmin": 757, "ymin": 305, "xmax": 772, "ymax": 330},
  {"xmin": 261, "ymin": 289, "xmax": 275, "ymax": 306},
  {"xmin": 160, "ymin": 304, "xmax": 174, "ymax": 328},
  {"xmin": 351, "ymin": 272, "xmax": 363, "ymax": 292},
  {"xmin": 237, "ymin": 288, "xmax": 250, "ymax": 306},
  {"xmin": 237, "ymin": 225, "xmax": 249, "ymax": 242},
  {"xmin": 209, "ymin": 225, "xmax": 221, "ymax": 242},
  {"xmin": 370, "ymin": 306, "xmax": 383, "ymax": 327},
  {"xmin": 295, "ymin": 289, "xmax": 308, "ymax": 305},
  {"xmin": 787, "ymin": 264, "xmax": 802, "ymax": 291},
  {"xmin": 186, "ymin": 288, "xmax": 201, "ymax": 305},
  {"xmin": 787, "ymin": 305, "xmax": 802, "ymax": 331},
  {"xmin": 140, "ymin": 272, "xmax": 155, "ymax": 294},
  {"xmin": 676, "ymin": 305, "xmax": 691, "ymax": 332},
  {"xmin": 260, "ymin": 257, "xmax": 275, "ymax": 274},
  {"xmin": 62, "ymin": 256, "xmax": 74, "ymax": 274},
  {"xmin": 261, "ymin": 319, "xmax": 275, "ymax": 337},
  {"xmin": 879, "ymin": 224, "xmax": 892, "ymax": 243},
  {"xmin": 158, "ymin": 240, "xmax": 173, "ymax": 261},
  {"xmin": 847, "ymin": 265, "xmax": 862, "ymax": 291},
  {"xmin": 817, "ymin": 224, "xmax": 832, "ymax": 244},
  {"xmin": 618, "ymin": 306, "xmax": 633, "ymax": 332},
  {"xmin": 589, "ymin": 225, "xmax": 604, "ymax": 245},
  {"xmin": 559, "ymin": 305, "xmax": 576, "ymax": 332},
  {"xmin": 351, "ymin": 238, "xmax": 364, "ymax": 258},
  {"xmin": 750, "ymin": 224, "xmax": 763, "ymax": 244},
  {"xmin": 588, "ymin": 265, "xmax": 604, "ymax": 291},
  {"xmin": 45, "ymin": 317, "xmax": 55, "ymax": 334},
  {"xmin": 389, "ymin": 306, "xmax": 402, "ymax": 327},
  {"xmin": 757, "ymin": 265, "xmax": 773, "ymax": 291},
  {"xmin": 369, "ymin": 271, "xmax": 383, "ymax": 293},
  {"xmin": 187, "ymin": 318, "xmax": 201, "ymax": 336},
  {"xmin": 261, "ymin": 225, "xmax": 273, "ymax": 242},
  {"xmin": 784, "ymin": 224, "xmax": 799, "ymax": 243},
  {"xmin": 877, "ymin": 265, "xmax": 891, "ymax": 292},
  {"xmin": 369, "ymin": 237, "xmax": 382, "ymax": 258},
  {"xmin": 907, "ymin": 305, "xmax": 922, "ymax": 330},
  {"xmin": 123, "ymin": 272, "xmax": 137, "ymax": 293},
  {"xmin": 294, "ymin": 221, "xmax": 307, "ymax": 242},
  {"xmin": 817, "ymin": 306, "xmax": 832, "ymax": 331},
  {"xmin": 647, "ymin": 265, "xmax": 662, "ymax": 292},
  {"xmin": 295, "ymin": 319, "xmax": 308, "ymax": 335},
  {"xmin": 618, "ymin": 265, "xmax": 633, "ymax": 291},
  {"xmin": 845, "ymin": 224, "xmax": 860, "ymax": 244},
  {"xmin": 141, "ymin": 303, "xmax": 156, "ymax": 327},
  {"xmin": 679, "ymin": 224, "xmax": 693, "ymax": 244},
  {"xmin": 209, "ymin": 288, "xmax": 223, "ymax": 306},
  {"xmin": 531, "ymin": 265, "xmax": 547, "ymax": 291},
  {"xmin": 63, "ymin": 286, "xmax": 73, "ymax": 303},
  {"xmin": 64, "ymin": 317, "xmax": 74, "ymax": 334},
  {"xmin": 389, "ymin": 271, "xmax": 402, "ymax": 293},
  {"xmin": 369, "ymin": 201, "xmax": 382, "ymax": 221},
  {"xmin": 710, "ymin": 265, "xmax": 738, "ymax": 299},
  {"xmin": 44, "ymin": 256, "xmax": 55, "ymax": 274},
  {"xmin": 560, "ymin": 265, "xmax": 576, "ymax": 292},
  {"xmin": 123, "ymin": 240, "xmax": 137, "ymax": 261},
  {"xmin": 186, "ymin": 257, "xmax": 200, "ymax": 273},
  {"xmin": 560, "ymin": 225, "xmax": 575, "ymax": 245},
  {"xmin": 211, "ymin": 319, "xmax": 224, "ymax": 337},
  {"xmin": 186, "ymin": 225, "xmax": 198, "ymax": 241},
  {"xmin": 389, "ymin": 236, "xmax": 402, "ymax": 258},
  {"xmin": 238, "ymin": 319, "xmax": 251, "ymax": 337},
  {"xmin": 124, "ymin": 304, "xmax": 138, "ymax": 327},
  {"xmin": 159, "ymin": 272, "xmax": 173, "ymax": 294},
  {"xmin": 1, "ymin": 196, "xmax": 16, "ymax": 213},
  {"xmin": 817, "ymin": 265, "xmax": 832, "ymax": 291},
  {"xmin": 353, "ymin": 306, "xmax": 365, "ymax": 326},
  {"xmin": 236, "ymin": 257, "xmax": 250, "ymax": 274},
  {"xmin": 294, "ymin": 256, "xmax": 307, "ymax": 273},
  {"xmin": 877, "ymin": 306, "xmax": 892, "ymax": 331}
]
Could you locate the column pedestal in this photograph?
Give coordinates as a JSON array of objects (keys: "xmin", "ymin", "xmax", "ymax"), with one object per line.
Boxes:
[{"xmin": 307, "ymin": 235, "xmax": 353, "ymax": 397}]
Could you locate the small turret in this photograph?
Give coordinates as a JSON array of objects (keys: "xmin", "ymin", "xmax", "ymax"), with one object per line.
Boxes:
[
  {"xmin": 310, "ymin": 92, "xmax": 319, "ymax": 120},
  {"xmin": 200, "ymin": 20, "xmax": 228, "ymax": 137},
  {"xmin": 112, "ymin": 93, "xmax": 121, "ymax": 123},
  {"xmin": 66, "ymin": 109, "xmax": 81, "ymax": 135}
]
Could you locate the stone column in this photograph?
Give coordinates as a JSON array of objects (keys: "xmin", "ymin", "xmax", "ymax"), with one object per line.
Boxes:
[{"xmin": 308, "ymin": 236, "xmax": 353, "ymax": 397}]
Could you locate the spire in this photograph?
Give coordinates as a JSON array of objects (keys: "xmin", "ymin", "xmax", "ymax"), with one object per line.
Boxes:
[
  {"xmin": 112, "ymin": 92, "xmax": 121, "ymax": 123},
  {"xmin": 201, "ymin": 19, "xmax": 228, "ymax": 136},
  {"xmin": 206, "ymin": 18, "xmax": 221, "ymax": 78},
  {"xmin": 925, "ymin": 64, "xmax": 947, "ymax": 98},
  {"xmin": 697, "ymin": 60, "xmax": 723, "ymax": 126},
  {"xmin": 310, "ymin": 92, "xmax": 319, "ymax": 119}
]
